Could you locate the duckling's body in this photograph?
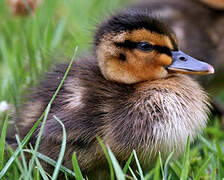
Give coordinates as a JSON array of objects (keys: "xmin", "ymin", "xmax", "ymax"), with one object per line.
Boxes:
[
  {"xmin": 11, "ymin": 7, "xmax": 213, "ymax": 178},
  {"xmin": 16, "ymin": 57, "xmax": 209, "ymax": 177}
]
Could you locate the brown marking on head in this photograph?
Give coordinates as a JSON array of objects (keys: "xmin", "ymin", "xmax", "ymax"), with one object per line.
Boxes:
[
  {"xmin": 128, "ymin": 29, "xmax": 174, "ymax": 49},
  {"xmin": 96, "ymin": 29, "xmax": 175, "ymax": 84}
]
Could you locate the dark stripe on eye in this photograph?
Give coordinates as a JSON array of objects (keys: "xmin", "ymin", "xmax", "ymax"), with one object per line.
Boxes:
[
  {"xmin": 115, "ymin": 40, "xmax": 172, "ymax": 57},
  {"xmin": 115, "ymin": 40, "xmax": 137, "ymax": 49},
  {"xmin": 153, "ymin": 45, "xmax": 172, "ymax": 57}
]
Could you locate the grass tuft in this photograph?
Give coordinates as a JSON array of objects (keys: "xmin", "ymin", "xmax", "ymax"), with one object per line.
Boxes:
[
  {"xmin": 52, "ymin": 115, "xmax": 67, "ymax": 180},
  {"xmin": 107, "ymin": 146, "xmax": 125, "ymax": 180},
  {"xmin": 72, "ymin": 152, "xmax": 84, "ymax": 180},
  {"xmin": 0, "ymin": 115, "xmax": 8, "ymax": 171}
]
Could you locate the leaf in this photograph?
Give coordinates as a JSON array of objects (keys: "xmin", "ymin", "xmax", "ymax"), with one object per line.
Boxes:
[
  {"xmin": 52, "ymin": 116, "xmax": 67, "ymax": 180},
  {"xmin": 180, "ymin": 136, "xmax": 190, "ymax": 180},
  {"xmin": 15, "ymin": 135, "xmax": 28, "ymax": 176},
  {"xmin": 199, "ymin": 135, "xmax": 217, "ymax": 154},
  {"xmin": 23, "ymin": 149, "xmax": 75, "ymax": 178},
  {"xmin": 133, "ymin": 150, "xmax": 144, "ymax": 180},
  {"xmin": 97, "ymin": 137, "xmax": 114, "ymax": 180},
  {"xmin": 159, "ymin": 152, "xmax": 164, "ymax": 179},
  {"xmin": 50, "ymin": 19, "xmax": 66, "ymax": 50},
  {"xmin": 194, "ymin": 155, "xmax": 213, "ymax": 180},
  {"xmin": 107, "ymin": 146, "xmax": 125, "ymax": 180},
  {"xmin": 129, "ymin": 166, "xmax": 138, "ymax": 180},
  {"xmin": 215, "ymin": 139, "xmax": 224, "ymax": 162},
  {"xmin": 0, "ymin": 115, "xmax": 8, "ymax": 170},
  {"xmin": 154, "ymin": 158, "xmax": 161, "ymax": 180},
  {"xmin": 170, "ymin": 162, "xmax": 181, "ymax": 178},
  {"xmin": 122, "ymin": 151, "xmax": 133, "ymax": 174},
  {"xmin": 72, "ymin": 152, "xmax": 84, "ymax": 180},
  {"xmin": 164, "ymin": 151, "xmax": 174, "ymax": 180}
]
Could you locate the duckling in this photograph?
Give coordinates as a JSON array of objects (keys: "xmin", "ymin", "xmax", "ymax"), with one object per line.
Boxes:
[{"xmin": 10, "ymin": 7, "xmax": 214, "ymax": 178}]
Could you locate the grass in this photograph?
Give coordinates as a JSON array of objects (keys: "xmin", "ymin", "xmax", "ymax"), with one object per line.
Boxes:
[{"xmin": 0, "ymin": 0, "xmax": 224, "ymax": 179}]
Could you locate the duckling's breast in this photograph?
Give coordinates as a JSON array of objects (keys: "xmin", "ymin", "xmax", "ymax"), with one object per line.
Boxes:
[{"xmin": 103, "ymin": 74, "xmax": 210, "ymax": 165}]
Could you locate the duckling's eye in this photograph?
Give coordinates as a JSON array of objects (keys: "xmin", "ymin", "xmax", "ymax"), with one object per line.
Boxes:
[{"xmin": 137, "ymin": 42, "xmax": 153, "ymax": 52}]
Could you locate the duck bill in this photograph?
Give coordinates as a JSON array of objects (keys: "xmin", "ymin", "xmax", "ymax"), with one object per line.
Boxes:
[{"xmin": 167, "ymin": 50, "xmax": 214, "ymax": 75}]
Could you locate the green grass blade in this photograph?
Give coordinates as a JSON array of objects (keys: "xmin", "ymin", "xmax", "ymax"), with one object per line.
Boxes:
[
  {"xmin": 215, "ymin": 139, "xmax": 224, "ymax": 162},
  {"xmin": 216, "ymin": 156, "xmax": 221, "ymax": 180},
  {"xmin": 128, "ymin": 166, "xmax": 138, "ymax": 180},
  {"xmin": 27, "ymin": 104, "xmax": 51, "ymax": 177},
  {"xmin": 34, "ymin": 155, "xmax": 50, "ymax": 180},
  {"xmin": 107, "ymin": 146, "xmax": 125, "ymax": 180},
  {"xmin": 33, "ymin": 166, "xmax": 40, "ymax": 180},
  {"xmin": 180, "ymin": 136, "xmax": 190, "ymax": 180},
  {"xmin": 52, "ymin": 115, "xmax": 67, "ymax": 180},
  {"xmin": 50, "ymin": 19, "xmax": 66, "ymax": 50},
  {"xmin": 133, "ymin": 150, "xmax": 144, "ymax": 180},
  {"xmin": 5, "ymin": 144, "xmax": 24, "ymax": 176},
  {"xmin": 122, "ymin": 151, "xmax": 133, "ymax": 174},
  {"xmin": 29, "ymin": 145, "xmax": 49, "ymax": 180},
  {"xmin": 159, "ymin": 152, "xmax": 164, "ymax": 179},
  {"xmin": 49, "ymin": 46, "xmax": 78, "ymax": 105},
  {"xmin": 154, "ymin": 158, "xmax": 161, "ymax": 180},
  {"xmin": 23, "ymin": 149, "xmax": 75, "ymax": 178},
  {"xmin": 144, "ymin": 169, "xmax": 155, "ymax": 180},
  {"xmin": 170, "ymin": 162, "xmax": 181, "ymax": 178},
  {"xmin": 97, "ymin": 137, "xmax": 114, "ymax": 180},
  {"xmin": 211, "ymin": 164, "xmax": 216, "ymax": 180},
  {"xmin": 72, "ymin": 152, "xmax": 84, "ymax": 180},
  {"xmin": 0, "ymin": 115, "xmax": 8, "ymax": 170},
  {"xmin": 164, "ymin": 151, "xmax": 174, "ymax": 180},
  {"xmin": 199, "ymin": 135, "xmax": 217, "ymax": 154},
  {"xmin": 194, "ymin": 154, "xmax": 213, "ymax": 180},
  {"xmin": 15, "ymin": 135, "xmax": 28, "ymax": 175}
]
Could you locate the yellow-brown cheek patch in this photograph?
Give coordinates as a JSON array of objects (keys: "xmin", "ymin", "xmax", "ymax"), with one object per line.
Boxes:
[
  {"xmin": 132, "ymin": 49, "xmax": 157, "ymax": 64},
  {"xmin": 128, "ymin": 29, "xmax": 174, "ymax": 50},
  {"xmin": 157, "ymin": 54, "xmax": 172, "ymax": 66},
  {"xmin": 105, "ymin": 58, "xmax": 141, "ymax": 84}
]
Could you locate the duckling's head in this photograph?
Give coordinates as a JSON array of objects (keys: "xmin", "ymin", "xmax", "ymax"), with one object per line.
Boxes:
[{"xmin": 94, "ymin": 8, "xmax": 214, "ymax": 84}]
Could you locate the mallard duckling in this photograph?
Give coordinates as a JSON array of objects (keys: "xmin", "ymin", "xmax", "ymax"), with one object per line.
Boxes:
[{"xmin": 11, "ymin": 7, "xmax": 214, "ymax": 178}]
